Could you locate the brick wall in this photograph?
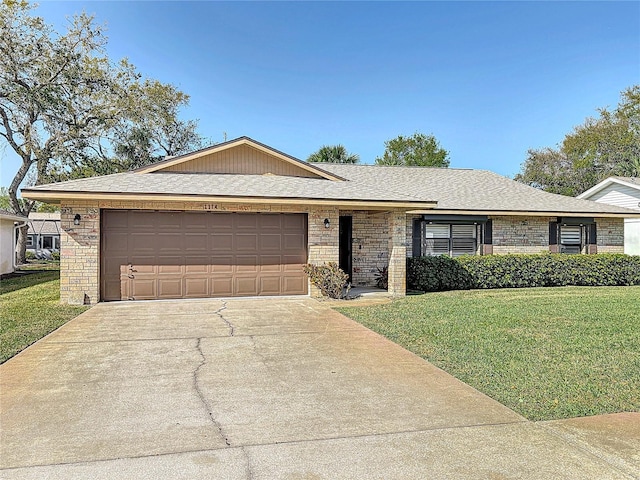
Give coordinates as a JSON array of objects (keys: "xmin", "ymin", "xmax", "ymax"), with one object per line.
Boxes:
[
  {"xmin": 307, "ymin": 206, "xmax": 339, "ymax": 297},
  {"xmin": 342, "ymin": 210, "xmax": 389, "ymax": 286},
  {"xmin": 491, "ymin": 216, "xmax": 553, "ymax": 254},
  {"xmin": 387, "ymin": 211, "xmax": 407, "ymax": 296},
  {"xmin": 60, "ymin": 202, "xmax": 101, "ymax": 304},
  {"xmin": 595, "ymin": 217, "xmax": 624, "ymax": 253}
]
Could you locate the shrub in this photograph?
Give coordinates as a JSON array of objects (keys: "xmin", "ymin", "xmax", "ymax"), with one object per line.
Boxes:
[
  {"xmin": 407, "ymin": 256, "xmax": 474, "ymax": 292},
  {"xmin": 375, "ymin": 265, "xmax": 388, "ymax": 289},
  {"xmin": 25, "ymin": 251, "xmax": 36, "ymax": 260},
  {"xmin": 303, "ymin": 262, "xmax": 349, "ymax": 299},
  {"xmin": 408, "ymin": 254, "xmax": 640, "ymax": 292},
  {"xmin": 51, "ymin": 251, "xmax": 60, "ymax": 261}
]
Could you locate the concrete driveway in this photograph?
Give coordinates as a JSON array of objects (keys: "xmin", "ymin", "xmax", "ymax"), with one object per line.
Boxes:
[{"xmin": 0, "ymin": 298, "xmax": 637, "ymax": 479}]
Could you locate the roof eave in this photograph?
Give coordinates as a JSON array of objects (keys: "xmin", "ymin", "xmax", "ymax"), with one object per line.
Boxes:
[
  {"xmin": 20, "ymin": 190, "xmax": 437, "ymax": 210},
  {"xmin": 405, "ymin": 208, "xmax": 640, "ymax": 218}
]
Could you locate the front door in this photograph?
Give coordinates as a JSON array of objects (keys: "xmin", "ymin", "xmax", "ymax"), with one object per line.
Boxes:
[{"xmin": 339, "ymin": 216, "xmax": 353, "ymax": 282}]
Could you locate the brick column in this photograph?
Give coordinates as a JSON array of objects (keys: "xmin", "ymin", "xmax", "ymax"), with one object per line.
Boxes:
[
  {"xmin": 307, "ymin": 206, "xmax": 340, "ymax": 297},
  {"xmin": 387, "ymin": 210, "xmax": 406, "ymax": 297},
  {"xmin": 60, "ymin": 203, "xmax": 100, "ymax": 304}
]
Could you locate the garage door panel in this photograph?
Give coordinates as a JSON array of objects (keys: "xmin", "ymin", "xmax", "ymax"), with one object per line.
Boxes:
[
  {"xmin": 157, "ymin": 278, "xmax": 183, "ymax": 298},
  {"xmin": 130, "ymin": 233, "xmax": 156, "ymax": 252},
  {"xmin": 185, "ymin": 258, "xmax": 209, "ymax": 274},
  {"xmin": 283, "ymin": 233, "xmax": 306, "ymax": 250},
  {"xmin": 259, "ymin": 277, "xmax": 281, "ymax": 295},
  {"xmin": 235, "ymin": 214, "xmax": 258, "ymax": 229},
  {"xmin": 102, "ymin": 210, "xmax": 129, "ymax": 229},
  {"xmin": 154, "ymin": 212, "xmax": 182, "ymax": 230},
  {"xmin": 157, "ymin": 233, "xmax": 183, "ymax": 252},
  {"xmin": 235, "ymin": 276, "xmax": 258, "ymax": 295},
  {"xmin": 211, "ymin": 234, "xmax": 233, "ymax": 251},
  {"xmin": 260, "ymin": 255, "xmax": 282, "ymax": 271},
  {"xmin": 103, "ymin": 232, "xmax": 129, "ymax": 253},
  {"xmin": 102, "ymin": 211, "xmax": 307, "ymax": 300},
  {"xmin": 129, "ymin": 211, "xmax": 156, "ymax": 229},
  {"xmin": 130, "ymin": 279, "xmax": 156, "ymax": 299},
  {"xmin": 211, "ymin": 277, "xmax": 233, "ymax": 296},
  {"xmin": 260, "ymin": 234, "xmax": 282, "ymax": 250},
  {"xmin": 210, "ymin": 214, "xmax": 234, "ymax": 229},
  {"xmin": 184, "ymin": 233, "xmax": 208, "ymax": 251},
  {"xmin": 185, "ymin": 277, "xmax": 208, "ymax": 297},
  {"xmin": 283, "ymin": 263, "xmax": 304, "ymax": 273},
  {"xmin": 183, "ymin": 213, "xmax": 208, "ymax": 230},
  {"xmin": 259, "ymin": 214, "xmax": 282, "ymax": 229},
  {"xmin": 283, "ymin": 276, "xmax": 306, "ymax": 294},
  {"xmin": 211, "ymin": 255, "xmax": 233, "ymax": 273},
  {"xmin": 236, "ymin": 234, "xmax": 258, "ymax": 251},
  {"xmin": 158, "ymin": 264, "xmax": 182, "ymax": 274},
  {"xmin": 283, "ymin": 214, "xmax": 305, "ymax": 230}
]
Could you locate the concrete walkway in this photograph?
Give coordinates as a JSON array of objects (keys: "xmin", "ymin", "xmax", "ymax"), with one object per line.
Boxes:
[{"xmin": 0, "ymin": 298, "xmax": 637, "ymax": 479}]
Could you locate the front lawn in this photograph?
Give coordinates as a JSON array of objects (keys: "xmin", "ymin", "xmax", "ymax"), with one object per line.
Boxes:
[
  {"xmin": 337, "ymin": 286, "xmax": 640, "ymax": 421},
  {"xmin": 0, "ymin": 271, "xmax": 89, "ymax": 363}
]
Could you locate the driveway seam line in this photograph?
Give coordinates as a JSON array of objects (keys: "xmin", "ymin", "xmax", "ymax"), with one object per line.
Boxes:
[
  {"xmin": 42, "ymin": 328, "xmax": 363, "ymax": 345},
  {"xmin": 0, "ymin": 420, "xmax": 530, "ymax": 472}
]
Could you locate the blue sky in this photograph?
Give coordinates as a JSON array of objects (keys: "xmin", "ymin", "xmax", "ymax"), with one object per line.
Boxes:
[{"xmin": 1, "ymin": 1, "xmax": 639, "ymax": 188}]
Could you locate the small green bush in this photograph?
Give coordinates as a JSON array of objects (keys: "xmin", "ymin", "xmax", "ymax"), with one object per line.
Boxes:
[
  {"xmin": 25, "ymin": 251, "xmax": 36, "ymax": 260},
  {"xmin": 51, "ymin": 251, "xmax": 60, "ymax": 261},
  {"xmin": 408, "ymin": 254, "xmax": 640, "ymax": 292},
  {"xmin": 303, "ymin": 262, "xmax": 349, "ymax": 299}
]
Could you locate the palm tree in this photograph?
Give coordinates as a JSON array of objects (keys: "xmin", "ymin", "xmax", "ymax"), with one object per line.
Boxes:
[{"xmin": 307, "ymin": 145, "xmax": 359, "ymax": 164}]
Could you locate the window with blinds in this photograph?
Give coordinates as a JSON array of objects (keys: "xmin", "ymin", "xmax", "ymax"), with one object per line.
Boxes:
[
  {"xmin": 560, "ymin": 225, "xmax": 583, "ymax": 254},
  {"xmin": 422, "ymin": 224, "xmax": 478, "ymax": 257}
]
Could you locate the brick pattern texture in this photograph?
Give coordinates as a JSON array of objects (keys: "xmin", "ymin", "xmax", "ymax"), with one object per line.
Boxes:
[
  {"xmin": 59, "ymin": 199, "xmax": 625, "ymax": 304},
  {"xmin": 595, "ymin": 217, "xmax": 624, "ymax": 253},
  {"xmin": 341, "ymin": 210, "xmax": 389, "ymax": 287}
]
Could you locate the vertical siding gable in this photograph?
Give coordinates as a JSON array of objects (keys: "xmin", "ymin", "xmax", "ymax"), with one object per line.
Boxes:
[
  {"xmin": 589, "ymin": 184, "xmax": 640, "ymax": 211},
  {"xmin": 160, "ymin": 144, "xmax": 324, "ymax": 178}
]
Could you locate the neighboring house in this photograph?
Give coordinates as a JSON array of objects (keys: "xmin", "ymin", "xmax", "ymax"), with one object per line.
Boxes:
[
  {"xmin": 27, "ymin": 212, "xmax": 61, "ymax": 256},
  {"xmin": 21, "ymin": 137, "xmax": 640, "ymax": 304},
  {"xmin": 0, "ymin": 209, "xmax": 27, "ymax": 275},
  {"xmin": 577, "ymin": 176, "xmax": 640, "ymax": 255}
]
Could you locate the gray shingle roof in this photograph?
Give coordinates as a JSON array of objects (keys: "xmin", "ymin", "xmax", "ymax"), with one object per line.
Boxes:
[
  {"xmin": 23, "ymin": 171, "xmax": 433, "ymax": 204},
  {"xmin": 313, "ymin": 163, "xmax": 638, "ymax": 215},
  {"xmin": 22, "ymin": 163, "xmax": 639, "ymax": 215}
]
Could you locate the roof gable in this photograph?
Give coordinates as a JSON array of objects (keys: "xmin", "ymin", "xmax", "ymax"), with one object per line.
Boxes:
[{"xmin": 135, "ymin": 137, "xmax": 345, "ymax": 181}]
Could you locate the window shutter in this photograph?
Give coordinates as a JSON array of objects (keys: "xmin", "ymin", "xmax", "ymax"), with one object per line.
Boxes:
[
  {"xmin": 549, "ymin": 222, "xmax": 559, "ymax": 253},
  {"xmin": 587, "ymin": 223, "xmax": 598, "ymax": 254},
  {"xmin": 484, "ymin": 220, "xmax": 493, "ymax": 245},
  {"xmin": 588, "ymin": 224, "xmax": 597, "ymax": 245},
  {"xmin": 412, "ymin": 219, "xmax": 422, "ymax": 257}
]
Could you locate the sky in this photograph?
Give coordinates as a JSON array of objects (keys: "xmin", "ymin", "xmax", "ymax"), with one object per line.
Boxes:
[{"xmin": 1, "ymin": 0, "xmax": 639, "ymax": 189}]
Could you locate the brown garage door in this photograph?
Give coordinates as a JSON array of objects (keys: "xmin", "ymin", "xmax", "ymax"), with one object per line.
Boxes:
[{"xmin": 101, "ymin": 210, "xmax": 308, "ymax": 301}]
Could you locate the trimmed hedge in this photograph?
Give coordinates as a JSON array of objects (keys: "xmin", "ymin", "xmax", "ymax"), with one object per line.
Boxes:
[{"xmin": 407, "ymin": 254, "xmax": 640, "ymax": 292}]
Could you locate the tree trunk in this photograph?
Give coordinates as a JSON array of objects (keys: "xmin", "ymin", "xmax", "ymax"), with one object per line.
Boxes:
[{"xmin": 15, "ymin": 224, "xmax": 29, "ymax": 266}]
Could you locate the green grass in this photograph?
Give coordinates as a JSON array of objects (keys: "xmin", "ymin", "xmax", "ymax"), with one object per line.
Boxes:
[
  {"xmin": 0, "ymin": 271, "xmax": 89, "ymax": 363},
  {"xmin": 337, "ymin": 286, "xmax": 640, "ymax": 421}
]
